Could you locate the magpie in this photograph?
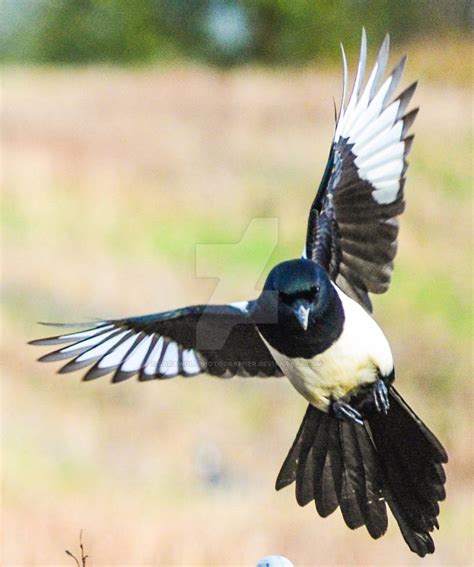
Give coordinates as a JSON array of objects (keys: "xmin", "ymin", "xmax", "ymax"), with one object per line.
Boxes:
[{"xmin": 30, "ymin": 31, "xmax": 447, "ymax": 557}]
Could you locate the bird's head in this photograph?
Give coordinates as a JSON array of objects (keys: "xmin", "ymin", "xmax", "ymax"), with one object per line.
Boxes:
[
  {"xmin": 253, "ymin": 259, "xmax": 344, "ymax": 358},
  {"xmin": 252, "ymin": 259, "xmax": 343, "ymax": 358},
  {"xmin": 257, "ymin": 259, "xmax": 336, "ymax": 331}
]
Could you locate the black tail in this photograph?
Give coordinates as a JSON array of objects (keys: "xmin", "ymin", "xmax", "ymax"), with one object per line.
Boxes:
[{"xmin": 276, "ymin": 388, "xmax": 448, "ymax": 557}]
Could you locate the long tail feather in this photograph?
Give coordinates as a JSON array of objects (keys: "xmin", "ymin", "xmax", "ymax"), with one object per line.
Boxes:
[
  {"xmin": 368, "ymin": 388, "xmax": 447, "ymax": 556},
  {"xmin": 276, "ymin": 389, "xmax": 447, "ymax": 557}
]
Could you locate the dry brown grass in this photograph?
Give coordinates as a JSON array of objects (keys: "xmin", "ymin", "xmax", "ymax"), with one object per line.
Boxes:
[{"xmin": 1, "ymin": 57, "xmax": 472, "ymax": 566}]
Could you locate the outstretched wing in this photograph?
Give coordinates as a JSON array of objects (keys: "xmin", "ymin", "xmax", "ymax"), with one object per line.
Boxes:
[
  {"xmin": 30, "ymin": 303, "xmax": 283, "ymax": 381},
  {"xmin": 305, "ymin": 30, "xmax": 418, "ymax": 311}
]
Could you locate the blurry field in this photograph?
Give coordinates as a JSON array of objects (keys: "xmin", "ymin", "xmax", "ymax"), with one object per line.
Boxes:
[{"xmin": 2, "ymin": 50, "xmax": 473, "ymax": 565}]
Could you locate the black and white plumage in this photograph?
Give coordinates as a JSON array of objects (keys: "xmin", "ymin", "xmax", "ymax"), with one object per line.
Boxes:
[
  {"xmin": 33, "ymin": 305, "xmax": 283, "ymax": 381},
  {"xmin": 30, "ymin": 31, "xmax": 447, "ymax": 558},
  {"xmin": 304, "ymin": 31, "xmax": 417, "ymax": 311}
]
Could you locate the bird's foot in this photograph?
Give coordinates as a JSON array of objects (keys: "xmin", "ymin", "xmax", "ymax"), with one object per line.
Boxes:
[
  {"xmin": 330, "ymin": 400, "xmax": 364, "ymax": 425},
  {"xmin": 373, "ymin": 379, "xmax": 390, "ymax": 414},
  {"xmin": 330, "ymin": 378, "xmax": 390, "ymax": 424}
]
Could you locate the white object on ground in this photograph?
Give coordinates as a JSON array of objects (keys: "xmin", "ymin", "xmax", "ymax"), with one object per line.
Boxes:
[{"xmin": 256, "ymin": 555, "xmax": 294, "ymax": 567}]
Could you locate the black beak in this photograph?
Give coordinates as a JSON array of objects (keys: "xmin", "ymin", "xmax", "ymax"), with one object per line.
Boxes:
[{"xmin": 292, "ymin": 299, "xmax": 310, "ymax": 331}]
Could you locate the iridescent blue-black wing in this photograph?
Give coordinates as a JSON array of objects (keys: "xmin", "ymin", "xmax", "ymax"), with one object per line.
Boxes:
[
  {"xmin": 30, "ymin": 303, "xmax": 282, "ymax": 382},
  {"xmin": 305, "ymin": 31, "xmax": 417, "ymax": 311}
]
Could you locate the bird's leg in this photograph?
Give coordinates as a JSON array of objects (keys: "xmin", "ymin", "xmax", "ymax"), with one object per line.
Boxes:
[
  {"xmin": 330, "ymin": 378, "xmax": 390, "ymax": 425},
  {"xmin": 330, "ymin": 399, "xmax": 364, "ymax": 425}
]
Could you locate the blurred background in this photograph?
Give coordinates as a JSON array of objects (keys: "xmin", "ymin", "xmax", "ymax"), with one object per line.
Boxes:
[{"xmin": 2, "ymin": 1, "xmax": 472, "ymax": 565}]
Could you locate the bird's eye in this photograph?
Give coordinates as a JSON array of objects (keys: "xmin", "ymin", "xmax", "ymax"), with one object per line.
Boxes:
[
  {"xmin": 280, "ymin": 292, "xmax": 292, "ymax": 304},
  {"xmin": 300, "ymin": 290, "xmax": 315, "ymax": 302},
  {"xmin": 280, "ymin": 286, "xmax": 319, "ymax": 304}
]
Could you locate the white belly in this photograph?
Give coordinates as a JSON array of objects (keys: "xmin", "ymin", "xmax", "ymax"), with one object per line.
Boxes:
[{"xmin": 262, "ymin": 285, "xmax": 393, "ymax": 412}]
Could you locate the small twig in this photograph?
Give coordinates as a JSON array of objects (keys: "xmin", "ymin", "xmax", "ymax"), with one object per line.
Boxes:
[
  {"xmin": 80, "ymin": 530, "xmax": 89, "ymax": 566},
  {"xmin": 65, "ymin": 530, "xmax": 89, "ymax": 567},
  {"xmin": 65, "ymin": 550, "xmax": 81, "ymax": 567}
]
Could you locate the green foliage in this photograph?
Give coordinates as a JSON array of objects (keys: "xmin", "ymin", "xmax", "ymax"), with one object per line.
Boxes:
[
  {"xmin": 2, "ymin": 0, "xmax": 472, "ymax": 67},
  {"xmin": 4, "ymin": 0, "xmax": 175, "ymax": 64}
]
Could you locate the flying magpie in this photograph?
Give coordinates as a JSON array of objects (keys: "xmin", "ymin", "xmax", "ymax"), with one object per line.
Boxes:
[{"xmin": 30, "ymin": 31, "xmax": 447, "ymax": 557}]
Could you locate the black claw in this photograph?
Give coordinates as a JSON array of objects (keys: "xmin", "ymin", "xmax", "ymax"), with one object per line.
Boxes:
[
  {"xmin": 374, "ymin": 379, "xmax": 390, "ymax": 414},
  {"xmin": 374, "ymin": 390, "xmax": 381, "ymax": 412},
  {"xmin": 331, "ymin": 400, "xmax": 364, "ymax": 425}
]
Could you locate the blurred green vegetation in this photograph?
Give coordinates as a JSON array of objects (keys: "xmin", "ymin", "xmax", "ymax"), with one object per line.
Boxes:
[{"xmin": 2, "ymin": 0, "xmax": 472, "ymax": 67}]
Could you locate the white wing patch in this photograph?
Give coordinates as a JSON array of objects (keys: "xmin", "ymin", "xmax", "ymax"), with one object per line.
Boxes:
[
  {"xmin": 33, "ymin": 321, "xmax": 206, "ymax": 380},
  {"xmin": 56, "ymin": 324, "xmax": 114, "ymax": 343},
  {"xmin": 335, "ymin": 30, "xmax": 413, "ymax": 205},
  {"xmin": 60, "ymin": 328, "xmax": 117, "ymax": 354},
  {"xmin": 230, "ymin": 301, "xmax": 249, "ymax": 313},
  {"xmin": 182, "ymin": 349, "xmax": 201, "ymax": 375},
  {"xmin": 143, "ymin": 337, "xmax": 165, "ymax": 376},
  {"xmin": 97, "ymin": 335, "xmax": 136, "ymax": 367},
  {"xmin": 75, "ymin": 331, "xmax": 129, "ymax": 362},
  {"xmin": 160, "ymin": 342, "xmax": 179, "ymax": 377},
  {"xmin": 121, "ymin": 335, "xmax": 153, "ymax": 372}
]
